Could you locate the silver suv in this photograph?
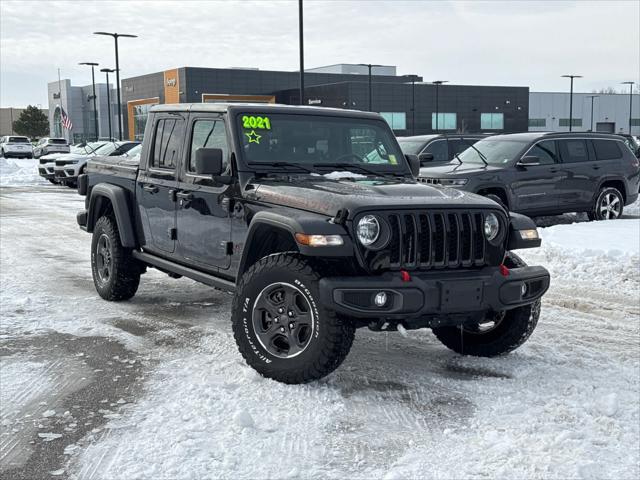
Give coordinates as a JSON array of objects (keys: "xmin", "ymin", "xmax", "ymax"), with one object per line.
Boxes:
[
  {"xmin": 0, "ymin": 136, "xmax": 33, "ymax": 158},
  {"xmin": 33, "ymin": 137, "xmax": 70, "ymax": 158}
]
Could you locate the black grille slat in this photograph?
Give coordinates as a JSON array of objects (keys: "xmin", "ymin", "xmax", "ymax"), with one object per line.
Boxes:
[
  {"xmin": 461, "ymin": 213, "xmax": 473, "ymax": 266},
  {"xmin": 403, "ymin": 214, "xmax": 418, "ymax": 267},
  {"xmin": 418, "ymin": 214, "xmax": 431, "ymax": 266},
  {"xmin": 433, "ymin": 214, "xmax": 446, "ymax": 266},
  {"xmin": 446, "ymin": 213, "xmax": 460, "ymax": 266},
  {"xmin": 473, "ymin": 213, "xmax": 485, "ymax": 264},
  {"xmin": 388, "ymin": 214, "xmax": 401, "ymax": 267}
]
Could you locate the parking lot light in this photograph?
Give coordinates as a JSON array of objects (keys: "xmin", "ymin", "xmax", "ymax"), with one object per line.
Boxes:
[
  {"xmin": 621, "ymin": 81, "xmax": 635, "ymax": 135},
  {"xmin": 79, "ymin": 62, "xmax": 99, "ymax": 141},
  {"xmin": 94, "ymin": 32, "xmax": 138, "ymax": 140},
  {"xmin": 561, "ymin": 75, "xmax": 582, "ymax": 132},
  {"xmin": 100, "ymin": 68, "xmax": 116, "ymax": 140},
  {"xmin": 432, "ymin": 80, "xmax": 449, "ymax": 132}
]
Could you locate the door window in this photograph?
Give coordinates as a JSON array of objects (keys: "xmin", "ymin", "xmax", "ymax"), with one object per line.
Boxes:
[
  {"xmin": 592, "ymin": 139, "xmax": 622, "ymax": 160},
  {"xmin": 422, "ymin": 140, "xmax": 448, "ymax": 162},
  {"xmin": 449, "ymin": 139, "xmax": 477, "ymax": 157},
  {"xmin": 559, "ymin": 139, "xmax": 589, "ymax": 163},
  {"xmin": 152, "ymin": 118, "xmax": 185, "ymax": 169},
  {"xmin": 188, "ymin": 120, "xmax": 229, "ymax": 172},
  {"xmin": 528, "ymin": 140, "xmax": 558, "ymax": 165}
]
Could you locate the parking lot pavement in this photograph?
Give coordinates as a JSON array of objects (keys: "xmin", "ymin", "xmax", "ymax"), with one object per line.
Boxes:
[{"xmin": 1, "ymin": 182, "xmax": 638, "ymax": 479}]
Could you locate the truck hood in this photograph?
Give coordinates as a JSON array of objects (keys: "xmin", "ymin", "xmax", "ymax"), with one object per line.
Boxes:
[
  {"xmin": 419, "ymin": 163, "xmax": 506, "ymax": 178},
  {"xmin": 248, "ymin": 175, "xmax": 494, "ymax": 218}
]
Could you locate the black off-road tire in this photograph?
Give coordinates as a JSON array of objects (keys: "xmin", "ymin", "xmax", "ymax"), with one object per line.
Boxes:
[
  {"xmin": 47, "ymin": 178, "xmax": 57, "ymax": 184},
  {"xmin": 232, "ymin": 253, "xmax": 355, "ymax": 384},
  {"xmin": 432, "ymin": 251, "xmax": 540, "ymax": 357},
  {"xmin": 588, "ymin": 186, "xmax": 624, "ymax": 221},
  {"xmin": 91, "ymin": 215, "xmax": 141, "ymax": 301}
]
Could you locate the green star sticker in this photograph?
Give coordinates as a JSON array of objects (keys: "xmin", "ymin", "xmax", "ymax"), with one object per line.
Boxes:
[{"xmin": 245, "ymin": 130, "xmax": 261, "ymax": 144}]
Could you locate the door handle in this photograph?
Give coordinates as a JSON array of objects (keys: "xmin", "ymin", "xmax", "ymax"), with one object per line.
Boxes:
[
  {"xmin": 142, "ymin": 184, "xmax": 158, "ymax": 193},
  {"xmin": 549, "ymin": 169, "xmax": 558, "ymax": 174},
  {"xmin": 176, "ymin": 191, "xmax": 193, "ymax": 201},
  {"xmin": 592, "ymin": 164, "xmax": 601, "ymax": 170}
]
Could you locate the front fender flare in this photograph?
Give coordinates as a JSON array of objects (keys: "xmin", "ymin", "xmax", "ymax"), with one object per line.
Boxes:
[
  {"xmin": 237, "ymin": 210, "xmax": 354, "ymax": 277},
  {"xmin": 87, "ymin": 183, "xmax": 137, "ymax": 248}
]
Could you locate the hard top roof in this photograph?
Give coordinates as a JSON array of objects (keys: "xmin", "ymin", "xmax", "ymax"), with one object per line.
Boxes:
[{"xmin": 149, "ymin": 102, "xmax": 384, "ymax": 119}]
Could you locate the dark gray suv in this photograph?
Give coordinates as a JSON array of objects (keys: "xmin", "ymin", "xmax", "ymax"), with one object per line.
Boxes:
[{"xmin": 418, "ymin": 132, "xmax": 640, "ymax": 220}]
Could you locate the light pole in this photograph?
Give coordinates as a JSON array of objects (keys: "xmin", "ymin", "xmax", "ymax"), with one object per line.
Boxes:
[
  {"xmin": 432, "ymin": 80, "xmax": 448, "ymax": 132},
  {"xmin": 298, "ymin": 0, "xmax": 304, "ymax": 105},
  {"xmin": 101, "ymin": 68, "xmax": 116, "ymax": 140},
  {"xmin": 94, "ymin": 32, "xmax": 137, "ymax": 140},
  {"xmin": 621, "ymin": 81, "xmax": 635, "ymax": 135},
  {"xmin": 561, "ymin": 74, "xmax": 582, "ymax": 131},
  {"xmin": 79, "ymin": 62, "xmax": 99, "ymax": 141},
  {"xmin": 403, "ymin": 75, "xmax": 420, "ymax": 135},
  {"xmin": 586, "ymin": 95, "xmax": 599, "ymax": 131},
  {"xmin": 357, "ymin": 63, "xmax": 384, "ymax": 111}
]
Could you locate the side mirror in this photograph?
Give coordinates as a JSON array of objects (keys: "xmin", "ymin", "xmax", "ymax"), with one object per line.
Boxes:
[
  {"xmin": 517, "ymin": 155, "xmax": 541, "ymax": 167},
  {"xmin": 418, "ymin": 152, "xmax": 434, "ymax": 165},
  {"xmin": 195, "ymin": 148, "xmax": 224, "ymax": 175},
  {"xmin": 405, "ymin": 154, "xmax": 421, "ymax": 177}
]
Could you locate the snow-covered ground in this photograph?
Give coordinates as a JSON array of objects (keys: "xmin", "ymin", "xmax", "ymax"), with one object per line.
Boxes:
[{"xmin": 1, "ymin": 162, "xmax": 638, "ymax": 479}]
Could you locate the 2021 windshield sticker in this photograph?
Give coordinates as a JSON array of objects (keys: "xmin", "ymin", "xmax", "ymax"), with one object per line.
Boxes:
[
  {"xmin": 242, "ymin": 115, "xmax": 271, "ymax": 129},
  {"xmin": 245, "ymin": 130, "xmax": 261, "ymax": 144}
]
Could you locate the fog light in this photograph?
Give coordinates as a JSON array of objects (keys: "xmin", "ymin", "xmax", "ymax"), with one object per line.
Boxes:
[
  {"xmin": 521, "ymin": 283, "xmax": 528, "ymax": 297},
  {"xmin": 374, "ymin": 291, "xmax": 387, "ymax": 307}
]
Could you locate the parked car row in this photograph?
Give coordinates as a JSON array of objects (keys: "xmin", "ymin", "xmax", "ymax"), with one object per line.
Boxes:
[
  {"xmin": 38, "ymin": 141, "xmax": 140, "ymax": 187},
  {"xmin": 398, "ymin": 132, "xmax": 639, "ymax": 221}
]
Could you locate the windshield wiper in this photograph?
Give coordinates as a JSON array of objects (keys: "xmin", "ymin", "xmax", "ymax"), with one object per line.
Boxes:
[
  {"xmin": 460, "ymin": 138, "xmax": 489, "ymax": 166},
  {"xmin": 312, "ymin": 162, "xmax": 399, "ymax": 179},
  {"xmin": 247, "ymin": 161, "xmax": 317, "ymax": 175}
]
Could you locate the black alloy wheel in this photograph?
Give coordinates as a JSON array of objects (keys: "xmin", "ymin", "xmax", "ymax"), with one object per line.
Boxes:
[{"xmin": 252, "ymin": 282, "xmax": 314, "ymax": 359}]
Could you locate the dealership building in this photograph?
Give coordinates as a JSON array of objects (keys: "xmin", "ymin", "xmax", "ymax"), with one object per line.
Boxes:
[{"xmin": 46, "ymin": 63, "xmax": 639, "ymax": 141}]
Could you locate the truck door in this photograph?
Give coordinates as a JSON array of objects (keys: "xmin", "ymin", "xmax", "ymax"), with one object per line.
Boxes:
[
  {"xmin": 136, "ymin": 114, "xmax": 185, "ymax": 254},
  {"xmin": 556, "ymin": 138, "xmax": 596, "ymax": 208},
  {"xmin": 175, "ymin": 115, "xmax": 232, "ymax": 269}
]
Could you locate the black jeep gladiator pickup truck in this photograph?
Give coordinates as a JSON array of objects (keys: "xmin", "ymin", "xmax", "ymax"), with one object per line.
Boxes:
[{"xmin": 77, "ymin": 103, "xmax": 550, "ymax": 384}]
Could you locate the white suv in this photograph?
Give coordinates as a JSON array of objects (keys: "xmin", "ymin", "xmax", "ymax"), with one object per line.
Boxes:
[
  {"xmin": 33, "ymin": 137, "xmax": 70, "ymax": 158},
  {"xmin": 0, "ymin": 136, "xmax": 33, "ymax": 158}
]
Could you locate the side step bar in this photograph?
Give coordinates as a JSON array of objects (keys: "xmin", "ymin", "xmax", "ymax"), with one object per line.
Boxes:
[{"xmin": 132, "ymin": 251, "xmax": 236, "ymax": 292}]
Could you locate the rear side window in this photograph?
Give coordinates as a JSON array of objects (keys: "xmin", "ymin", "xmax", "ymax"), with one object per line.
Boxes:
[
  {"xmin": 592, "ymin": 139, "xmax": 622, "ymax": 160},
  {"xmin": 449, "ymin": 138, "xmax": 477, "ymax": 156},
  {"xmin": 528, "ymin": 140, "xmax": 559, "ymax": 165},
  {"xmin": 559, "ymin": 139, "xmax": 589, "ymax": 163},
  {"xmin": 152, "ymin": 118, "xmax": 185, "ymax": 169},
  {"xmin": 422, "ymin": 139, "xmax": 448, "ymax": 162}
]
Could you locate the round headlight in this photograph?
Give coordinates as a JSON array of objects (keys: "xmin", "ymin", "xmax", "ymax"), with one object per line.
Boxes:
[
  {"xmin": 357, "ymin": 215, "xmax": 380, "ymax": 246},
  {"xmin": 484, "ymin": 213, "xmax": 500, "ymax": 241}
]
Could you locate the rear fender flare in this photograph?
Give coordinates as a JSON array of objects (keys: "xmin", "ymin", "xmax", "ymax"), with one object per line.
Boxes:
[{"xmin": 87, "ymin": 183, "xmax": 137, "ymax": 248}]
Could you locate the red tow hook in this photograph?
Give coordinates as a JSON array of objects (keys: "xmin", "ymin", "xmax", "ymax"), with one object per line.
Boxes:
[
  {"xmin": 400, "ymin": 270, "xmax": 411, "ymax": 282},
  {"xmin": 500, "ymin": 264, "xmax": 510, "ymax": 277}
]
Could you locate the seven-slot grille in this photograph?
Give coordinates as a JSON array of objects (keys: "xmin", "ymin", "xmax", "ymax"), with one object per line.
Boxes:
[{"xmin": 361, "ymin": 210, "xmax": 492, "ymax": 270}]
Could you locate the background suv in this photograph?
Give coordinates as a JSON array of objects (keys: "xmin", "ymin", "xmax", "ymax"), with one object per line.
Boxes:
[
  {"xmin": 418, "ymin": 132, "xmax": 639, "ymax": 220},
  {"xmin": 0, "ymin": 136, "xmax": 33, "ymax": 158},
  {"xmin": 33, "ymin": 137, "xmax": 70, "ymax": 158},
  {"xmin": 398, "ymin": 134, "xmax": 487, "ymax": 167},
  {"xmin": 54, "ymin": 141, "xmax": 139, "ymax": 187}
]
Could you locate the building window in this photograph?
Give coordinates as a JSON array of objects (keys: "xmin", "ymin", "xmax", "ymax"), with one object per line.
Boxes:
[
  {"xmin": 133, "ymin": 103, "xmax": 154, "ymax": 140},
  {"xmin": 559, "ymin": 118, "xmax": 582, "ymax": 127},
  {"xmin": 631, "ymin": 118, "xmax": 640, "ymax": 127},
  {"xmin": 431, "ymin": 113, "xmax": 456, "ymax": 130},
  {"xmin": 380, "ymin": 112, "xmax": 406, "ymax": 131},
  {"xmin": 528, "ymin": 118, "xmax": 546, "ymax": 128},
  {"xmin": 481, "ymin": 113, "xmax": 504, "ymax": 130}
]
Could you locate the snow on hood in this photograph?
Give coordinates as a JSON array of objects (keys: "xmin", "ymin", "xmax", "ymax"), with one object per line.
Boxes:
[{"xmin": 323, "ymin": 171, "xmax": 367, "ymax": 180}]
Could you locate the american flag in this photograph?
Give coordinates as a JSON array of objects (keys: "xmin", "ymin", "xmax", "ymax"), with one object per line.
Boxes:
[{"xmin": 60, "ymin": 106, "xmax": 73, "ymax": 130}]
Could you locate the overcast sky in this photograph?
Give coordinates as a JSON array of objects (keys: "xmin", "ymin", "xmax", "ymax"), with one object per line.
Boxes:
[{"xmin": 1, "ymin": 0, "xmax": 638, "ymax": 107}]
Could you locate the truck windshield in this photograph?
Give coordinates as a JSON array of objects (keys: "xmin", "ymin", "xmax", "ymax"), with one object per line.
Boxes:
[
  {"xmin": 456, "ymin": 138, "xmax": 529, "ymax": 165},
  {"xmin": 236, "ymin": 113, "xmax": 407, "ymax": 173}
]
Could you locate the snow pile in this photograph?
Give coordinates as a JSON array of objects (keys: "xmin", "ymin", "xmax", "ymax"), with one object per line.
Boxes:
[
  {"xmin": 0, "ymin": 158, "xmax": 46, "ymax": 186},
  {"xmin": 324, "ymin": 171, "xmax": 367, "ymax": 180}
]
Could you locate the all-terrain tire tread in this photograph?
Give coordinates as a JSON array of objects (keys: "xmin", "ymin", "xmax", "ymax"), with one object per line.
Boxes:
[{"xmin": 232, "ymin": 253, "xmax": 355, "ymax": 384}]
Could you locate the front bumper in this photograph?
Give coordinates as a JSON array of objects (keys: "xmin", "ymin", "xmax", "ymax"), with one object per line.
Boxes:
[
  {"xmin": 319, "ymin": 265, "xmax": 550, "ymax": 322},
  {"xmin": 38, "ymin": 164, "xmax": 55, "ymax": 179},
  {"xmin": 54, "ymin": 165, "xmax": 79, "ymax": 182}
]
